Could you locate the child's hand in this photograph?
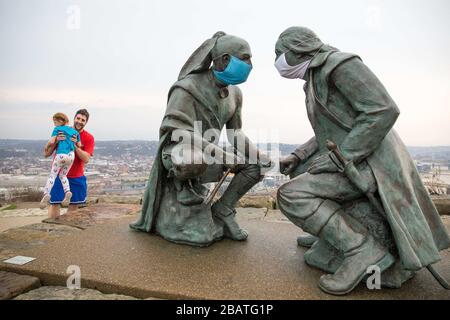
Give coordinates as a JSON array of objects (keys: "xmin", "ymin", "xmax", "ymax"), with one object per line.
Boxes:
[
  {"xmin": 72, "ymin": 135, "xmax": 82, "ymax": 148},
  {"xmin": 56, "ymin": 132, "xmax": 66, "ymax": 141}
]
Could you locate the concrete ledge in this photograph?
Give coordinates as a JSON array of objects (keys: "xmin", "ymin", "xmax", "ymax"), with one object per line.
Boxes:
[{"xmin": 1, "ymin": 215, "xmax": 449, "ymax": 300}]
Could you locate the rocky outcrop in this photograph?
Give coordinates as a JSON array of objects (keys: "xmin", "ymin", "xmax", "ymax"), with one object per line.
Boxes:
[
  {"xmin": 0, "ymin": 271, "xmax": 41, "ymax": 300},
  {"xmin": 43, "ymin": 203, "xmax": 141, "ymax": 229},
  {"xmin": 238, "ymin": 195, "xmax": 277, "ymax": 210},
  {"xmin": 14, "ymin": 286, "xmax": 138, "ymax": 300}
]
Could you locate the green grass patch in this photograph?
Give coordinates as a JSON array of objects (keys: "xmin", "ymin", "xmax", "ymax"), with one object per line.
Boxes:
[{"xmin": 1, "ymin": 203, "xmax": 17, "ymax": 210}]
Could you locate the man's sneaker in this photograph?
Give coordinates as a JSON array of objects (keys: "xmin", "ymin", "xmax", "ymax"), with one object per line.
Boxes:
[
  {"xmin": 40, "ymin": 194, "xmax": 51, "ymax": 209},
  {"xmin": 61, "ymin": 191, "xmax": 72, "ymax": 207}
]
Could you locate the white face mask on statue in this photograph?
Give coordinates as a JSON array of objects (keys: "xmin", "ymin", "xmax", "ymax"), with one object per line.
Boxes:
[{"xmin": 274, "ymin": 53, "xmax": 311, "ymax": 80}]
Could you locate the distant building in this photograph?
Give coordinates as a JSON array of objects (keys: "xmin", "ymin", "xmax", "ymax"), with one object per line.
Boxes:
[
  {"xmin": 24, "ymin": 171, "xmax": 38, "ymax": 176},
  {"xmin": 416, "ymin": 163, "xmax": 431, "ymax": 173},
  {"xmin": 85, "ymin": 171, "xmax": 101, "ymax": 179},
  {"xmin": 0, "ymin": 188, "xmax": 10, "ymax": 201},
  {"xmin": 263, "ymin": 177, "xmax": 275, "ymax": 188}
]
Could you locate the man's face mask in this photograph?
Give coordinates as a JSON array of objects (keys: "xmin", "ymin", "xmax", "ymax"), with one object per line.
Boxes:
[
  {"xmin": 213, "ymin": 55, "xmax": 253, "ymax": 85},
  {"xmin": 274, "ymin": 53, "xmax": 311, "ymax": 80}
]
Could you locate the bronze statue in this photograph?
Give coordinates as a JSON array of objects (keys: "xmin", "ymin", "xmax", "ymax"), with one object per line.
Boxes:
[
  {"xmin": 275, "ymin": 26, "xmax": 450, "ymax": 295},
  {"xmin": 131, "ymin": 32, "xmax": 270, "ymax": 247}
]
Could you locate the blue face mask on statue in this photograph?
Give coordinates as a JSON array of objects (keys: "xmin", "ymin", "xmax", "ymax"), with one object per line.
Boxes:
[{"xmin": 213, "ymin": 55, "xmax": 252, "ymax": 85}]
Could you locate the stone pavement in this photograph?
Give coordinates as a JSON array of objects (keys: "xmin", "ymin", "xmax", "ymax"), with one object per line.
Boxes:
[
  {"xmin": 0, "ymin": 205, "xmax": 52, "ymax": 233},
  {"xmin": 0, "ymin": 203, "xmax": 140, "ymax": 262},
  {"xmin": 0, "ymin": 270, "xmax": 140, "ymax": 300},
  {"xmin": 41, "ymin": 203, "xmax": 141, "ymax": 229},
  {"xmin": 0, "ymin": 223, "xmax": 81, "ymax": 262},
  {"xmin": 0, "ymin": 271, "xmax": 40, "ymax": 300},
  {"xmin": 0, "ymin": 203, "xmax": 144, "ymax": 300},
  {"xmin": 14, "ymin": 286, "xmax": 139, "ymax": 300},
  {"xmin": 1, "ymin": 211, "xmax": 449, "ymax": 300},
  {"xmin": 0, "ymin": 216, "xmax": 46, "ymax": 233}
]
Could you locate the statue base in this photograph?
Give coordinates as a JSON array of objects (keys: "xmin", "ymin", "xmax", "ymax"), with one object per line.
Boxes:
[{"xmin": 154, "ymin": 183, "xmax": 224, "ymax": 247}]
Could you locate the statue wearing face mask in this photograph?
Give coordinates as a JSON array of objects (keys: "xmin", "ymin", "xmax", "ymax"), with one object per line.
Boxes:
[
  {"xmin": 274, "ymin": 26, "xmax": 450, "ymax": 295},
  {"xmin": 130, "ymin": 32, "xmax": 271, "ymax": 247}
]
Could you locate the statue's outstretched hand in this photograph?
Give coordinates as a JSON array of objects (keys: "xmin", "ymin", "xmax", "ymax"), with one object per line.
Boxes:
[
  {"xmin": 224, "ymin": 162, "xmax": 239, "ymax": 173},
  {"xmin": 223, "ymin": 153, "xmax": 245, "ymax": 173},
  {"xmin": 280, "ymin": 154, "xmax": 300, "ymax": 175},
  {"xmin": 258, "ymin": 152, "xmax": 273, "ymax": 169},
  {"xmin": 307, "ymin": 153, "xmax": 339, "ymax": 174}
]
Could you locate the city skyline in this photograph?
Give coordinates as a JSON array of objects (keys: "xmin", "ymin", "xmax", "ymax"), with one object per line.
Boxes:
[{"xmin": 1, "ymin": 0, "xmax": 450, "ymax": 145}]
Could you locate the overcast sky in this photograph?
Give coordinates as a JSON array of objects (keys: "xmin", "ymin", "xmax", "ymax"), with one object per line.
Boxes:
[{"xmin": 0, "ymin": 0, "xmax": 449, "ymax": 145}]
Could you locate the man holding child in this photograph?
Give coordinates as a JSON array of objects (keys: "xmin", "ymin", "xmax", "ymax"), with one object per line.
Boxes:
[{"xmin": 43, "ymin": 108, "xmax": 95, "ymax": 219}]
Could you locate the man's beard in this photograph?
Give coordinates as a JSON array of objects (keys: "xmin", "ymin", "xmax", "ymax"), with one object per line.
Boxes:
[{"xmin": 74, "ymin": 123, "xmax": 85, "ymax": 131}]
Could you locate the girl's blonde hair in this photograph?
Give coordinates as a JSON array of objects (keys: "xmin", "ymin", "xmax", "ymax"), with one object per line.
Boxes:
[{"xmin": 52, "ymin": 112, "xmax": 69, "ymax": 125}]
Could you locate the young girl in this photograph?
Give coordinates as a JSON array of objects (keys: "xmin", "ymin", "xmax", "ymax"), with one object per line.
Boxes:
[{"xmin": 40, "ymin": 113, "xmax": 81, "ymax": 209}]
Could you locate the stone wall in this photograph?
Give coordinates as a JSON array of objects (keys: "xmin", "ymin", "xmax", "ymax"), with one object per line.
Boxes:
[
  {"xmin": 431, "ymin": 195, "xmax": 450, "ymax": 215},
  {"xmin": 87, "ymin": 194, "xmax": 450, "ymax": 215}
]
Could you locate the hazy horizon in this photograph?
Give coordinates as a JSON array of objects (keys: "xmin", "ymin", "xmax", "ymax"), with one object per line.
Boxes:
[
  {"xmin": 1, "ymin": 0, "xmax": 450, "ymax": 145},
  {"xmin": 1, "ymin": 138, "xmax": 450, "ymax": 149}
]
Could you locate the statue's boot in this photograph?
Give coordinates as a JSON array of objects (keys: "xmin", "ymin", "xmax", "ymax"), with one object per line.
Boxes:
[
  {"xmin": 304, "ymin": 239, "xmax": 343, "ymax": 274},
  {"xmin": 211, "ymin": 201, "xmax": 248, "ymax": 241},
  {"xmin": 211, "ymin": 165, "xmax": 260, "ymax": 241},
  {"xmin": 301, "ymin": 230, "xmax": 413, "ymax": 286},
  {"xmin": 316, "ymin": 211, "xmax": 395, "ymax": 295},
  {"xmin": 297, "ymin": 232, "xmax": 343, "ymax": 274},
  {"xmin": 297, "ymin": 234, "xmax": 318, "ymax": 248},
  {"xmin": 175, "ymin": 179, "xmax": 205, "ymax": 206}
]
